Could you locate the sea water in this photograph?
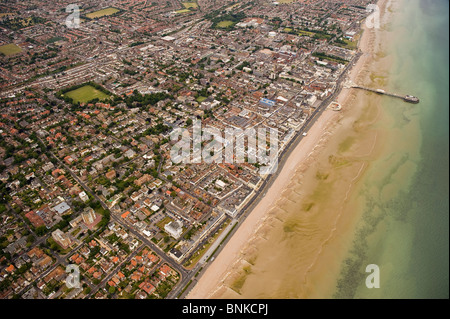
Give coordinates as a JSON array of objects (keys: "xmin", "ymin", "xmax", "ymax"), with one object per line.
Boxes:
[{"xmin": 335, "ymin": 0, "xmax": 449, "ymax": 299}]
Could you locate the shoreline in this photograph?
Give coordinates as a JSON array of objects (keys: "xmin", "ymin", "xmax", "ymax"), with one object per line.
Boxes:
[{"xmin": 187, "ymin": 0, "xmax": 388, "ymax": 299}]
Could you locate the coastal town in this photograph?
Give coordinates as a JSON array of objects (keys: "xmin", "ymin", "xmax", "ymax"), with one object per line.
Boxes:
[{"xmin": 0, "ymin": 0, "xmax": 374, "ymax": 299}]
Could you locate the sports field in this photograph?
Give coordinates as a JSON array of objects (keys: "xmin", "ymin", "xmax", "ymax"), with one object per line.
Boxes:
[
  {"xmin": 0, "ymin": 43, "xmax": 22, "ymax": 56},
  {"xmin": 176, "ymin": 2, "xmax": 198, "ymax": 13},
  {"xmin": 64, "ymin": 85, "xmax": 110, "ymax": 103},
  {"xmin": 86, "ymin": 7, "xmax": 119, "ymax": 19},
  {"xmin": 217, "ymin": 20, "xmax": 234, "ymax": 28},
  {"xmin": 196, "ymin": 96, "xmax": 207, "ymax": 103},
  {"xmin": 182, "ymin": 2, "xmax": 198, "ymax": 9},
  {"xmin": 175, "ymin": 9, "xmax": 190, "ymax": 14}
]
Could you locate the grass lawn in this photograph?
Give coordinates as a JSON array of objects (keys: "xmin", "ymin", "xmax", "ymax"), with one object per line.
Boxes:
[
  {"xmin": 156, "ymin": 217, "xmax": 174, "ymax": 230},
  {"xmin": 196, "ymin": 96, "xmax": 207, "ymax": 103},
  {"xmin": 344, "ymin": 39, "xmax": 357, "ymax": 50},
  {"xmin": 217, "ymin": 20, "xmax": 234, "ymax": 28},
  {"xmin": 64, "ymin": 85, "xmax": 110, "ymax": 104},
  {"xmin": 47, "ymin": 237, "xmax": 72, "ymax": 255},
  {"xmin": 298, "ymin": 30, "xmax": 316, "ymax": 37},
  {"xmin": 0, "ymin": 43, "xmax": 22, "ymax": 56},
  {"xmin": 46, "ymin": 36, "xmax": 64, "ymax": 44},
  {"xmin": 175, "ymin": 9, "xmax": 191, "ymax": 14},
  {"xmin": 336, "ymin": 39, "xmax": 357, "ymax": 50},
  {"xmin": 182, "ymin": 2, "xmax": 198, "ymax": 9},
  {"xmin": 86, "ymin": 7, "xmax": 119, "ymax": 19}
]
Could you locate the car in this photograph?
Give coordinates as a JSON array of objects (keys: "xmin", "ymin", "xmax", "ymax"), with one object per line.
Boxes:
[{"xmin": 302, "ymin": 132, "xmax": 308, "ymax": 136}]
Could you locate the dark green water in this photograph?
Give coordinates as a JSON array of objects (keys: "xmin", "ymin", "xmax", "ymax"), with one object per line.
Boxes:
[{"xmin": 335, "ymin": 0, "xmax": 449, "ymax": 299}]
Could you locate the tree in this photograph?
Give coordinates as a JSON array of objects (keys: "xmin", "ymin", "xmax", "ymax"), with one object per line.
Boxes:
[{"xmin": 35, "ymin": 226, "xmax": 47, "ymax": 236}]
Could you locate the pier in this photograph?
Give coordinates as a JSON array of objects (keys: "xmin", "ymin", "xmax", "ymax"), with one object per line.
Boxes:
[{"xmin": 351, "ymin": 85, "xmax": 420, "ymax": 104}]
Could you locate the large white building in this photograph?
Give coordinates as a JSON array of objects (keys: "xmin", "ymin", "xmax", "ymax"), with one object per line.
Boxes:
[
  {"xmin": 52, "ymin": 201, "xmax": 71, "ymax": 215},
  {"xmin": 52, "ymin": 229, "xmax": 72, "ymax": 249},
  {"xmin": 82, "ymin": 207, "xmax": 97, "ymax": 225},
  {"xmin": 79, "ymin": 191, "xmax": 89, "ymax": 203},
  {"xmin": 164, "ymin": 220, "xmax": 183, "ymax": 239}
]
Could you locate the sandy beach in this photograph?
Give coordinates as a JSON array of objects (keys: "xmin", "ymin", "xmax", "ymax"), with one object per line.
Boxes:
[{"xmin": 187, "ymin": 0, "xmax": 391, "ymax": 299}]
